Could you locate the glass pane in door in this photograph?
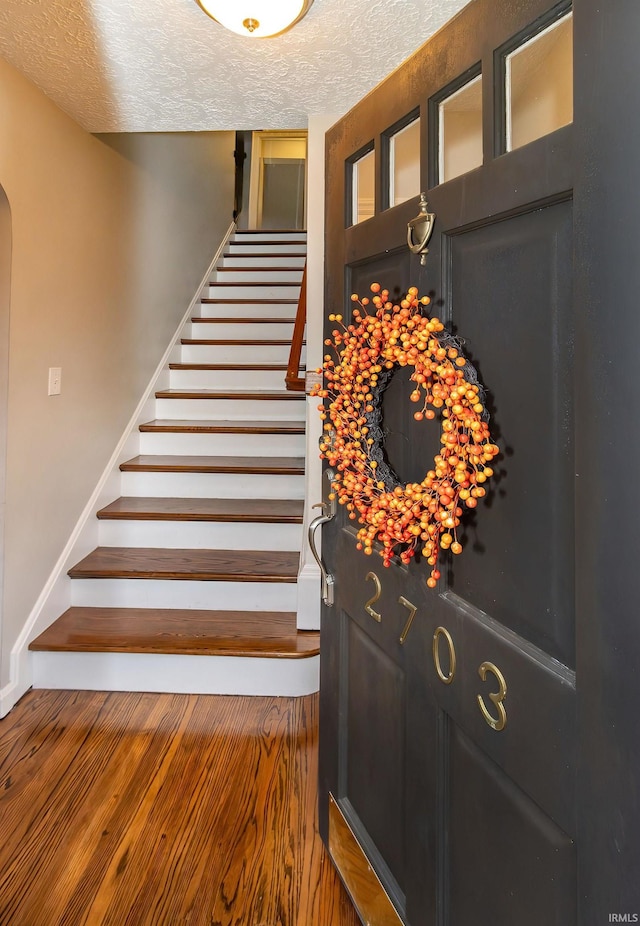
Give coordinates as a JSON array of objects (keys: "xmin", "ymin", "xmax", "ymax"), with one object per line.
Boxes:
[
  {"xmin": 438, "ymin": 74, "xmax": 483, "ymax": 183},
  {"xmin": 506, "ymin": 12, "xmax": 573, "ymax": 151},
  {"xmin": 351, "ymin": 148, "xmax": 375, "ymax": 224},
  {"xmin": 388, "ymin": 117, "xmax": 420, "ymax": 207}
]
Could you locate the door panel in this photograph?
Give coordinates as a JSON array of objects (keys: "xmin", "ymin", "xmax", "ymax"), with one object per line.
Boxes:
[
  {"xmin": 448, "ymin": 724, "xmax": 577, "ymax": 925},
  {"xmin": 448, "ymin": 200, "xmax": 575, "ymax": 665},
  {"xmin": 320, "ymin": 1, "xmax": 580, "ymax": 923},
  {"xmin": 346, "ymin": 620, "xmax": 406, "ymax": 891}
]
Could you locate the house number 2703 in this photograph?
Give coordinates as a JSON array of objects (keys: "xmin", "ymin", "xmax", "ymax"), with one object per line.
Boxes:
[{"xmin": 363, "ymin": 573, "xmax": 508, "ymax": 732}]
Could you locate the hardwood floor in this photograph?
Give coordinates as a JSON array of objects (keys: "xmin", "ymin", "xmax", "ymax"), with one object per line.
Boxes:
[{"xmin": 0, "ymin": 690, "xmax": 360, "ymax": 926}]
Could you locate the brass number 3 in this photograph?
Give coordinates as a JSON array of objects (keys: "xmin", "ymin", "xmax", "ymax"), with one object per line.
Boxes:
[
  {"xmin": 364, "ymin": 572, "xmax": 382, "ymax": 623},
  {"xmin": 477, "ymin": 661, "xmax": 508, "ymax": 732}
]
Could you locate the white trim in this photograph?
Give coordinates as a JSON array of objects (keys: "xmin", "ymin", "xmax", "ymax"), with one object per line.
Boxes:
[
  {"xmin": 296, "ymin": 115, "xmax": 340, "ymax": 632},
  {"xmin": 0, "ymin": 223, "xmax": 235, "ymax": 717},
  {"xmin": 296, "ymin": 561, "xmax": 321, "ymax": 630}
]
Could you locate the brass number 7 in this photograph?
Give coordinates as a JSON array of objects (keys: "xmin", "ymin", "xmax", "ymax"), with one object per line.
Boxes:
[
  {"xmin": 398, "ymin": 597, "xmax": 418, "ymax": 644},
  {"xmin": 477, "ymin": 661, "xmax": 508, "ymax": 731}
]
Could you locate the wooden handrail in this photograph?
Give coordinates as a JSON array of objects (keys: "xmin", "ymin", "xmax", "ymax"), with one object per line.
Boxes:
[{"xmin": 285, "ymin": 261, "xmax": 307, "ymax": 392}]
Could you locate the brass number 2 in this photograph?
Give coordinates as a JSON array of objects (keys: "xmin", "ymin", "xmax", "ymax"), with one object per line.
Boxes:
[
  {"xmin": 432, "ymin": 626, "xmax": 457, "ymax": 684},
  {"xmin": 364, "ymin": 572, "xmax": 382, "ymax": 623},
  {"xmin": 477, "ymin": 661, "xmax": 508, "ymax": 731}
]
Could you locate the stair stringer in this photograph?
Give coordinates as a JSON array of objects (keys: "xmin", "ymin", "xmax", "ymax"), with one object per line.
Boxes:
[{"xmin": 0, "ymin": 224, "xmax": 236, "ymax": 718}]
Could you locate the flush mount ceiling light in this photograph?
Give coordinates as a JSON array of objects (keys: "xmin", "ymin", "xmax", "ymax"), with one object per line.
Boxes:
[{"xmin": 197, "ymin": 0, "xmax": 313, "ymax": 38}]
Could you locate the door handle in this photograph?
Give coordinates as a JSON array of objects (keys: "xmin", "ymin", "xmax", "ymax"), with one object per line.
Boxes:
[
  {"xmin": 309, "ymin": 508, "xmax": 335, "ymax": 606},
  {"xmin": 309, "ymin": 468, "xmax": 336, "ymax": 606}
]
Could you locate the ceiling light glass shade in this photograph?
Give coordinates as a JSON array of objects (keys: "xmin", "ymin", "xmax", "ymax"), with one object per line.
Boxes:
[{"xmin": 197, "ymin": 0, "xmax": 313, "ymax": 37}]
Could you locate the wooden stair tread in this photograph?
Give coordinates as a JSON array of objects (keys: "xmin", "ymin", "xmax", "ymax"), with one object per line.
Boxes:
[
  {"xmin": 192, "ymin": 317, "xmax": 296, "ymax": 324},
  {"xmin": 168, "ymin": 363, "xmax": 301, "ymax": 371},
  {"xmin": 216, "ymin": 267, "xmax": 304, "ymax": 273},
  {"xmin": 121, "ymin": 454, "xmax": 304, "ymax": 474},
  {"xmin": 223, "ymin": 252, "xmax": 307, "ymax": 258},
  {"xmin": 68, "ymin": 548, "xmax": 300, "ymax": 582},
  {"xmin": 208, "ymin": 281, "xmax": 300, "ymax": 288},
  {"xmin": 139, "ymin": 419, "xmax": 305, "ymax": 434},
  {"xmin": 201, "ymin": 298, "xmax": 299, "ymax": 304},
  {"xmin": 29, "ymin": 608, "xmax": 319, "ymax": 658},
  {"xmin": 155, "ymin": 389, "xmax": 304, "ymax": 400},
  {"xmin": 97, "ymin": 497, "xmax": 304, "ymax": 522},
  {"xmin": 182, "ymin": 338, "xmax": 305, "ymax": 346},
  {"xmin": 233, "ymin": 230, "xmax": 306, "ymax": 236}
]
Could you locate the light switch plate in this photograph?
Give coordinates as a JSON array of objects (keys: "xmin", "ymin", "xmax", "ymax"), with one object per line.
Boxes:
[{"xmin": 48, "ymin": 367, "xmax": 62, "ymax": 396}]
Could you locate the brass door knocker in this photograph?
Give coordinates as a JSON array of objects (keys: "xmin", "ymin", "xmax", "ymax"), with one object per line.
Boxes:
[{"xmin": 407, "ymin": 192, "xmax": 436, "ymax": 265}]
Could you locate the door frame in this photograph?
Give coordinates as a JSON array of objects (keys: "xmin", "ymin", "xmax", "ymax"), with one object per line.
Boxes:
[
  {"xmin": 0, "ymin": 183, "xmax": 12, "ymax": 699},
  {"xmin": 573, "ymin": 0, "xmax": 640, "ymax": 919},
  {"xmin": 248, "ymin": 129, "xmax": 308, "ymax": 228}
]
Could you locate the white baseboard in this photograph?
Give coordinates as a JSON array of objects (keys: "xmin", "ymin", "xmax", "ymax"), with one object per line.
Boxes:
[{"xmin": 0, "ymin": 224, "xmax": 235, "ymax": 716}]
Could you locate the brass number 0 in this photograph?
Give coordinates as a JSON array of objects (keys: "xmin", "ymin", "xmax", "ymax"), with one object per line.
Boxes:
[
  {"xmin": 364, "ymin": 572, "xmax": 382, "ymax": 623},
  {"xmin": 432, "ymin": 626, "xmax": 457, "ymax": 684},
  {"xmin": 477, "ymin": 661, "xmax": 508, "ymax": 731}
]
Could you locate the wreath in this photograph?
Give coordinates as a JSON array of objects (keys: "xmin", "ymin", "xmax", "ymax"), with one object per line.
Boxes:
[{"xmin": 311, "ymin": 283, "xmax": 499, "ymax": 588}]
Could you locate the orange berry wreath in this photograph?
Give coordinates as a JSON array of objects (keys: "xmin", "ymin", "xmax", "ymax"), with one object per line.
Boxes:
[{"xmin": 311, "ymin": 283, "xmax": 500, "ymax": 588}]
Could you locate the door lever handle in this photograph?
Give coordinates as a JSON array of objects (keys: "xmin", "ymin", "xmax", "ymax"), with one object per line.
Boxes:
[{"xmin": 309, "ymin": 510, "xmax": 335, "ymax": 606}]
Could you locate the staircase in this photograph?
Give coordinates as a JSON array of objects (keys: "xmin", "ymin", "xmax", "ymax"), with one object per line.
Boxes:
[{"xmin": 30, "ymin": 229, "xmax": 318, "ymax": 696}]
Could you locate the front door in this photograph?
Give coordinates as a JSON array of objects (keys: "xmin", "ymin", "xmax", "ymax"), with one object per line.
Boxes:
[{"xmin": 317, "ymin": 0, "xmax": 624, "ymax": 922}]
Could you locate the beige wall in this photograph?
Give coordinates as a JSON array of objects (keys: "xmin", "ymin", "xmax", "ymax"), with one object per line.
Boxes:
[{"xmin": 0, "ymin": 56, "xmax": 235, "ymax": 686}]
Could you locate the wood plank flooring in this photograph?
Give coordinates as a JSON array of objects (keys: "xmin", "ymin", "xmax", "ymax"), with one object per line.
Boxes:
[{"xmin": 0, "ymin": 690, "xmax": 359, "ymax": 926}]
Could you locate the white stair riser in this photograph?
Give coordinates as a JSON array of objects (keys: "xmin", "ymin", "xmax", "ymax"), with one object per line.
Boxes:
[
  {"xmin": 189, "ymin": 321, "xmax": 294, "ymax": 340},
  {"xmin": 221, "ymin": 255, "xmax": 306, "ymax": 268},
  {"xmin": 169, "ymin": 369, "xmax": 292, "ymax": 390},
  {"xmin": 232, "ymin": 233, "xmax": 306, "ymax": 242},
  {"xmin": 98, "ymin": 519, "xmax": 303, "ymax": 550},
  {"xmin": 198, "ymin": 302, "xmax": 298, "ymax": 319},
  {"xmin": 206, "ymin": 285, "xmax": 300, "ymax": 300},
  {"xmin": 214, "ymin": 270, "xmax": 303, "ymax": 284},
  {"xmin": 120, "ymin": 471, "xmax": 305, "ymax": 499},
  {"xmin": 154, "ymin": 398, "xmax": 305, "ymax": 421},
  {"xmin": 182, "ymin": 344, "xmax": 303, "ymax": 364},
  {"xmin": 70, "ymin": 578, "xmax": 298, "ymax": 611},
  {"xmin": 227, "ymin": 243, "xmax": 305, "ymax": 255},
  {"xmin": 139, "ymin": 431, "xmax": 306, "ymax": 457},
  {"xmin": 32, "ymin": 652, "xmax": 319, "ymax": 697}
]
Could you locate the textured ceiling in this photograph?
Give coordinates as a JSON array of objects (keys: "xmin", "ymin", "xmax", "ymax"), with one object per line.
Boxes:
[{"xmin": 0, "ymin": 0, "xmax": 470, "ymax": 132}]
